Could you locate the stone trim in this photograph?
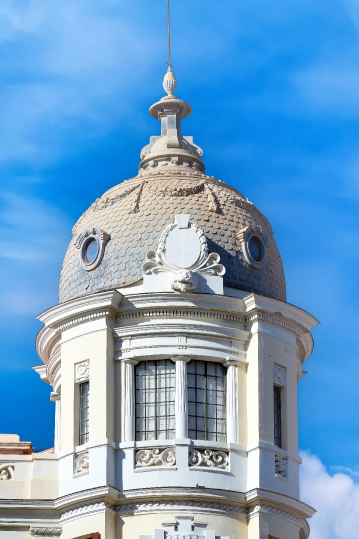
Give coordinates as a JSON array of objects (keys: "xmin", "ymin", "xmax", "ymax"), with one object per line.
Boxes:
[
  {"xmin": 60, "ymin": 502, "xmax": 115, "ymax": 524},
  {"xmin": 117, "ymin": 309, "xmax": 245, "ymax": 324},
  {"xmin": 29, "ymin": 529, "xmax": 62, "ymax": 538}
]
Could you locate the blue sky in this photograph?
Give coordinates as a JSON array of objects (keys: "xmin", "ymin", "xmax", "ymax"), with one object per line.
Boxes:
[{"xmin": 0, "ymin": 1, "xmax": 358, "ymax": 536}]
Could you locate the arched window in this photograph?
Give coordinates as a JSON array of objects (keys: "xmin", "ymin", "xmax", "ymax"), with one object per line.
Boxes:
[
  {"xmin": 188, "ymin": 360, "xmax": 226, "ymax": 442},
  {"xmin": 135, "ymin": 360, "xmax": 175, "ymax": 441}
]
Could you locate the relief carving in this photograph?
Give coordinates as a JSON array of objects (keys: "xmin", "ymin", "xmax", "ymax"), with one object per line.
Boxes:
[
  {"xmin": 189, "ymin": 448, "xmax": 229, "ymax": 470},
  {"xmin": 74, "ymin": 451, "xmax": 89, "ymax": 475},
  {"xmin": 0, "ymin": 464, "xmax": 14, "ymax": 480},
  {"xmin": 273, "ymin": 364, "xmax": 286, "ymax": 387},
  {"xmin": 135, "ymin": 447, "xmax": 176, "ymax": 468},
  {"xmin": 75, "ymin": 361, "xmax": 89, "ymax": 383},
  {"xmin": 275, "ymin": 454, "xmax": 288, "ymax": 478}
]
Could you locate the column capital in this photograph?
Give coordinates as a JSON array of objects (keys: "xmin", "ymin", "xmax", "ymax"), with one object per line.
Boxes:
[
  {"xmin": 50, "ymin": 391, "xmax": 61, "ymax": 402},
  {"xmin": 172, "ymin": 355, "xmax": 191, "ymax": 363},
  {"xmin": 123, "ymin": 358, "xmax": 139, "ymax": 366},
  {"xmin": 223, "ymin": 357, "xmax": 243, "ymax": 368}
]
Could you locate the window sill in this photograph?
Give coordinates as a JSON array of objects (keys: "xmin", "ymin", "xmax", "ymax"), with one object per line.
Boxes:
[{"xmin": 134, "ymin": 466, "xmax": 177, "ymax": 473}]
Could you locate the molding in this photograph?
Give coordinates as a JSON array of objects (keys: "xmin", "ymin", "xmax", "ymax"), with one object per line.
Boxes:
[
  {"xmin": 248, "ymin": 504, "xmax": 303, "ymax": 530},
  {"xmin": 60, "ymin": 502, "xmax": 115, "ymax": 524},
  {"xmin": 117, "ymin": 500, "xmax": 247, "ymax": 520},
  {"xmin": 29, "ymin": 529, "xmax": 62, "ymax": 538},
  {"xmin": 36, "ymin": 290, "xmax": 122, "ymax": 363},
  {"xmin": 117, "ymin": 308, "xmax": 245, "ymax": 325},
  {"xmin": 246, "ymin": 312, "xmax": 302, "ymax": 337}
]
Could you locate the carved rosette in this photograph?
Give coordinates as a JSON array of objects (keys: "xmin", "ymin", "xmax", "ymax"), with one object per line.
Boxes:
[
  {"xmin": 135, "ymin": 447, "xmax": 176, "ymax": 468},
  {"xmin": 0, "ymin": 464, "xmax": 14, "ymax": 480},
  {"xmin": 189, "ymin": 448, "xmax": 229, "ymax": 470},
  {"xmin": 74, "ymin": 451, "xmax": 89, "ymax": 475},
  {"xmin": 275, "ymin": 454, "xmax": 288, "ymax": 478}
]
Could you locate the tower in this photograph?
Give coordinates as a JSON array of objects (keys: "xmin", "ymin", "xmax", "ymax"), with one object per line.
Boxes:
[{"xmin": 0, "ymin": 68, "xmax": 317, "ymax": 539}]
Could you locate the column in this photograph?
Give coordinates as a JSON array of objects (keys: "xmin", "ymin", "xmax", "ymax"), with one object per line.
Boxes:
[
  {"xmin": 172, "ymin": 356, "xmax": 191, "ymax": 439},
  {"xmin": 224, "ymin": 359, "xmax": 240, "ymax": 444},
  {"xmin": 124, "ymin": 359, "xmax": 138, "ymax": 442},
  {"xmin": 50, "ymin": 391, "xmax": 61, "ymax": 453}
]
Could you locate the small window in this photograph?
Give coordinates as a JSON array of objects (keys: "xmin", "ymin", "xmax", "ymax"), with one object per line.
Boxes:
[
  {"xmin": 79, "ymin": 381, "xmax": 90, "ymax": 445},
  {"xmin": 135, "ymin": 360, "xmax": 175, "ymax": 441},
  {"xmin": 274, "ymin": 385, "xmax": 282, "ymax": 448},
  {"xmin": 188, "ymin": 360, "xmax": 226, "ymax": 442}
]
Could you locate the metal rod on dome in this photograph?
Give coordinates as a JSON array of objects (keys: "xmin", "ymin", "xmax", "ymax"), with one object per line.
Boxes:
[{"xmin": 167, "ymin": 0, "xmax": 172, "ymax": 69}]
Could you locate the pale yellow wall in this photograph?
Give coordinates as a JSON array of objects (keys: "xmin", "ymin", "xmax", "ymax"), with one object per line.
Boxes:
[
  {"xmin": 246, "ymin": 333, "xmax": 260, "ymax": 447},
  {"xmin": 119, "ymin": 513, "xmax": 247, "ymax": 539},
  {"xmin": 62, "ymin": 510, "xmax": 115, "ymax": 539},
  {"xmin": 61, "ymin": 328, "xmax": 115, "ymax": 450},
  {"xmin": 237, "ymin": 362, "xmax": 247, "ymax": 446},
  {"xmin": 258, "ymin": 334, "xmax": 298, "ymax": 452}
]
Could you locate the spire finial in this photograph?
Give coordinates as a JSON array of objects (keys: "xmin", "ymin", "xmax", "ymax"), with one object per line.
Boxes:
[{"xmin": 163, "ymin": 0, "xmax": 178, "ymax": 96}]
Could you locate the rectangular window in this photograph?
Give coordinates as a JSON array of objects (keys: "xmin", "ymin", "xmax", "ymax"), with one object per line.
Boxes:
[
  {"xmin": 135, "ymin": 360, "xmax": 175, "ymax": 441},
  {"xmin": 274, "ymin": 385, "xmax": 282, "ymax": 448},
  {"xmin": 79, "ymin": 381, "xmax": 90, "ymax": 445},
  {"xmin": 188, "ymin": 360, "xmax": 226, "ymax": 442}
]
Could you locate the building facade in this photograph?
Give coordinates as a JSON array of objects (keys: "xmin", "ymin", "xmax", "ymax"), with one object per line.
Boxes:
[{"xmin": 0, "ymin": 70, "xmax": 318, "ymax": 539}]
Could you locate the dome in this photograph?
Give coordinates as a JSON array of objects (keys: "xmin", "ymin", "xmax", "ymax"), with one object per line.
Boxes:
[{"xmin": 59, "ymin": 71, "xmax": 286, "ymax": 303}]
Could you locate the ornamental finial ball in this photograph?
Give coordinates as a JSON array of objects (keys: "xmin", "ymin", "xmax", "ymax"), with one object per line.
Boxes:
[{"xmin": 163, "ymin": 68, "xmax": 177, "ymax": 96}]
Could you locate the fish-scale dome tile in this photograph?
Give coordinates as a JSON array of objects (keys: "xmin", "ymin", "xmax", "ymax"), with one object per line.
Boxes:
[{"xmin": 59, "ymin": 170, "xmax": 286, "ymax": 302}]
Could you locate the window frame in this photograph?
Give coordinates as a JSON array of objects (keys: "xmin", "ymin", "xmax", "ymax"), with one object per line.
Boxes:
[
  {"xmin": 273, "ymin": 384, "xmax": 282, "ymax": 448},
  {"xmin": 79, "ymin": 380, "xmax": 90, "ymax": 446},
  {"xmin": 135, "ymin": 359, "xmax": 176, "ymax": 441},
  {"xmin": 187, "ymin": 360, "xmax": 227, "ymax": 442}
]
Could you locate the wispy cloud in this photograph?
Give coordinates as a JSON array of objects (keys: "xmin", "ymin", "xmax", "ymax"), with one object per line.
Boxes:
[
  {"xmin": 301, "ymin": 452, "xmax": 359, "ymax": 539},
  {"xmin": 0, "ymin": 192, "xmax": 70, "ymax": 315},
  {"xmin": 0, "ymin": 1, "xmax": 161, "ymax": 166}
]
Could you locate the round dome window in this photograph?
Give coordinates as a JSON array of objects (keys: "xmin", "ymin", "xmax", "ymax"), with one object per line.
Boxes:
[
  {"xmin": 75, "ymin": 227, "xmax": 110, "ymax": 272},
  {"xmin": 239, "ymin": 227, "xmax": 268, "ymax": 270},
  {"xmin": 248, "ymin": 235, "xmax": 264, "ymax": 263},
  {"xmin": 83, "ymin": 238, "xmax": 99, "ymax": 265}
]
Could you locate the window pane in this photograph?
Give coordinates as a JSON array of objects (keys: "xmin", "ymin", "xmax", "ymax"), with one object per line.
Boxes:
[
  {"xmin": 135, "ymin": 360, "xmax": 175, "ymax": 441},
  {"xmin": 187, "ymin": 360, "xmax": 226, "ymax": 442},
  {"xmin": 79, "ymin": 381, "xmax": 89, "ymax": 445}
]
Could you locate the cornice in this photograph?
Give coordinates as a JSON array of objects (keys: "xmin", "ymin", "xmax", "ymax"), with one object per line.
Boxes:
[
  {"xmin": 114, "ymin": 323, "xmax": 249, "ymax": 343},
  {"xmin": 246, "ymin": 311, "xmax": 302, "ymax": 337},
  {"xmin": 243, "ymin": 294, "xmax": 319, "ymax": 333},
  {"xmin": 117, "ymin": 307, "xmax": 245, "ymax": 324},
  {"xmin": 119, "ymin": 292, "xmax": 245, "ymax": 314},
  {"xmin": 36, "ymin": 290, "xmax": 123, "ymax": 363},
  {"xmin": 37, "ymin": 290, "xmax": 123, "ymax": 326}
]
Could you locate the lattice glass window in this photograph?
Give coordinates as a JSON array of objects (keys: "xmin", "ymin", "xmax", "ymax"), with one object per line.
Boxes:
[
  {"xmin": 135, "ymin": 360, "xmax": 175, "ymax": 441},
  {"xmin": 79, "ymin": 381, "xmax": 89, "ymax": 445},
  {"xmin": 188, "ymin": 360, "xmax": 226, "ymax": 442},
  {"xmin": 274, "ymin": 385, "xmax": 282, "ymax": 448}
]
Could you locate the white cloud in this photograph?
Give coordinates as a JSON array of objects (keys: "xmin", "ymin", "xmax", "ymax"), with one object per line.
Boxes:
[{"xmin": 300, "ymin": 452, "xmax": 359, "ymax": 539}]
